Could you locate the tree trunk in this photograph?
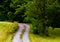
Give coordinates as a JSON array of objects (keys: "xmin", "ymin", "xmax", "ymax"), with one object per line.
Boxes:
[
  {"xmin": 41, "ymin": 0, "xmax": 49, "ymax": 36},
  {"xmin": 42, "ymin": 22, "xmax": 49, "ymax": 36}
]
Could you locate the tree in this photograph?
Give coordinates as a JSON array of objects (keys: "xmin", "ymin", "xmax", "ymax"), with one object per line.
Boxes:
[
  {"xmin": 24, "ymin": 0, "xmax": 60, "ymax": 36},
  {"xmin": 10, "ymin": 0, "xmax": 30, "ymax": 22},
  {"xmin": 0, "ymin": 0, "xmax": 30, "ymax": 22},
  {"xmin": 24, "ymin": 0, "xmax": 48, "ymax": 35},
  {"xmin": 45, "ymin": 0, "xmax": 60, "ymax": 28}
]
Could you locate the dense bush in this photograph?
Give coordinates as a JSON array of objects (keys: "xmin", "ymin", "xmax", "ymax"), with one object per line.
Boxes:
[{"xmin": 9, "ymin": 22, "xmax": 19, "ymax": 33}]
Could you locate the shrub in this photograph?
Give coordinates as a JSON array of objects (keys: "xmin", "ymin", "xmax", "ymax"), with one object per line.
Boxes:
[{"xmin": 9, "ymin": 22, "xmax": 19, "ymax": 33}]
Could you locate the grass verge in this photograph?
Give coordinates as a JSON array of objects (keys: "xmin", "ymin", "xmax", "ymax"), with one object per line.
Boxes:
[
  {"xmin": 0, "ymin": 21, "xmax": 18, "ymax": 42},
  {"xmin": 29, "ymin": 24, "xmax": 60, "ymax": 42},
  {"xmin": 29, "ymin": 33, "xmax": 60, "ymax": 42}
]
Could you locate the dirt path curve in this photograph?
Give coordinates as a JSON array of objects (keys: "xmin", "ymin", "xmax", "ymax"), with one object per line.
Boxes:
[{"xmin": 12, "ymin": 23, "xmax": 30, "ymax": 42}]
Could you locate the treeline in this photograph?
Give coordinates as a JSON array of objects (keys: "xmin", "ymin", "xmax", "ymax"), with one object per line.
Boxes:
[
  {"xmin": 0, "ymin": 0, "xmax": 60, "ymax": 36},
  {"xmin": 0, "ymin": 0, "xmax": 28, "ymax": 22}
]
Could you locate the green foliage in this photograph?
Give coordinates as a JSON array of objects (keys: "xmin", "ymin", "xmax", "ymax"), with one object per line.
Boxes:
[
  {"xmin": 0, "ymin": 0, "xmax": 30, "ymax": 22},
  {"xmin": 24, "ymin": 0, "xmax": 45, "ymax": 34},
  {"xmin": 9, "ymin": 22, "xmax": 18, "ymax": 33},
  {"xmin": 7, "ymin": 12, "xmax": 14, "ymax": 21},
  {"xmin": 45, "ymin": 0, "xmax": 60, "ymax": 27},
  {"xmin": 24, "ymin": 0, "xmax": 60, "ymax": 35},
  {"xmin": 0, "ymin": 0, "xmax": 60, "ymax": 35},
  {"xmin": 0, "ymin": 13, "xmax": 6, "ymax": 21}
]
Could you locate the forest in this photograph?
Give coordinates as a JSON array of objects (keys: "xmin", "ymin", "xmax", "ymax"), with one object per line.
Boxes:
[{"xmin": 0, "ymin": 0, "xmax": 60, "ymax": 42}]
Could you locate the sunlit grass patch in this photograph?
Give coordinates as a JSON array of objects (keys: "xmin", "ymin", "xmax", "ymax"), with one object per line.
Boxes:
[
  {"xmin": 4, "ymin": 34, "xmax": 13, "ymax": 42},
  {"xmin": 0, "ymin": 21, "xmax": 18, "ymax": 42},
  {"xmin": 29, "ymin": 33, "xmax": 60, "ymax": 42},
  {"xmin": 29, "ymin": 33, "xmax": 40, "ymax": 42}
]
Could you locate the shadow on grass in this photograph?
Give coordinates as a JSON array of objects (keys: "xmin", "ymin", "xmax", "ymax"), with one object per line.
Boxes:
[{"xmin": 37, "ymin": 28, "xmax": 60, "ymax": 39}]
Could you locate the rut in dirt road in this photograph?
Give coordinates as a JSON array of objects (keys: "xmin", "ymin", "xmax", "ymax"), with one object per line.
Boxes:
[{"xmin": 12, "ymin": 23, "xmax": 30, "ymax": 42}]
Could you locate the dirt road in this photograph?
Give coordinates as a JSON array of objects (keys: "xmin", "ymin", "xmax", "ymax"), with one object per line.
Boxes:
[{"xmin": 12, "ymin": 23, "xmax": 30, "ymax": 42}]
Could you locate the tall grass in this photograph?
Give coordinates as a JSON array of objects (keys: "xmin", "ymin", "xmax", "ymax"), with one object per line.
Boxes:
[{"xmin": 0, "ymin": 21, "xmax": 18, "ymax": 42}]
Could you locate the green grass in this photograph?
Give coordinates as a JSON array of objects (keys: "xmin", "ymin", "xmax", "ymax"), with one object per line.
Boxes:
[
  {"xmin": 20, "ymin": 26, "xmax": 26, "ymax": 39},
  {"xmin": 29, "ymin": 24, "xmax": 60, "ymax": 42},
  {"xmin": 4, "ymin": 34, "xmax": 13, "ymax": 42},
  {"xmin": 0, "ymin": 21, "xmax": 18, "ymax": 42},
  {"xmin": 29, "ymin": 33, "xmax": 60, "ymax": 42}
]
